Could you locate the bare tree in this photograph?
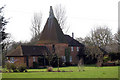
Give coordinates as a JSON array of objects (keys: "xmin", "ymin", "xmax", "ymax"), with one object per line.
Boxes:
[
  {"xmin": 30, "ymin": 12, "xmax": 42, "ymax": 44},
  {"xmin": 31, "ymin": 12, "xmax": 42, "ymax": 37},
  {"xmin": 89, "ymin": 26, "xmax": 113, "ymax": 48},
  {"xmin": 2, "ymin": 34, "xmax": 13, "ymax": 54},
  {"xmin": 114, "ymin": 32, "xmax": 120, "ymax": 45},
  {"xmin": 78, "ymin": 58, "xmax": 84, "ymax": 71},
  {"xmin": 79, "ymin": 26, "xmax": 113, "ymax": 66},
  {"xmin": 54, "ymin": 4, "xmax": 69, "ymax": 33},
  {"xmin": 76, "ymin": 37, "xmax": 84, "ymax": 43},
  {"xmin": 85, "ymin": 46, "xmax": 104, "ymax": 67}
]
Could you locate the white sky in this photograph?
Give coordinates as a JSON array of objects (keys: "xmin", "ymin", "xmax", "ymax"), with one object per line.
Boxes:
[{"xmin": 0, "ymin": 0, "xmax": 119, "ymax": 42}]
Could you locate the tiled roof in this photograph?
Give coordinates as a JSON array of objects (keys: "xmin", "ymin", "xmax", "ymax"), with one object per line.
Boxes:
[
  {"xmin": 38, "ymin": 6, "xmax": 67, "ymax": 44},
  {"xmin": 64, "ymin": 35, "xmax": 84, "ymax": 47},
  {"xmin": 6, "ymin": 45, "xmax": 49, "ymax": 57},
  {"xmin": 6, "ymin": 46, "xmax": 23, "ymax": 57}
]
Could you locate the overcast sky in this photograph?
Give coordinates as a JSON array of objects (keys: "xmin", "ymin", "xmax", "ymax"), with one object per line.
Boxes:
[{"xmin": 0, "ymin": 0, "xmax": 119, "ymax": 42}]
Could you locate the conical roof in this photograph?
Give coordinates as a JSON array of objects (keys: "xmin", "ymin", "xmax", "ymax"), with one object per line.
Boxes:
[{"xmin": 38, "ymin": 6, "xmax": 67, "ymax": 44}]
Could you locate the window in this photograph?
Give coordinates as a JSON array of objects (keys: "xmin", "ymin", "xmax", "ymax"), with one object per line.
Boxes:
[
  {"xmin": 71, "ymin": 47, "xmax": 73, "ymax": 51},
  {"xmin": 62, "ymin": 56, "xmax": 66, "ymax": 62},
  {"xmin": 52, "ymin": 45, "xmax": 55, "ymax": 53},
  {"xmin": 10, "ymin": 57, "xmax": 14, "ymax": 63},
  {"xmin": 70, "ymin": 56, "xmax": 72, "ymax": 62},
  {"xmin": 77, "ymin": 47, "xmax": 79, "ymax": 52},
  {"xmin": 33, "ymin": 57, "xmax": 35, "ymax": 62}
]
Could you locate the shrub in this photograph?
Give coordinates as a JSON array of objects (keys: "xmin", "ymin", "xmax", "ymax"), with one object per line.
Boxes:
[
  {"xmin": 5, "ymin": 62, "xmax": 27, "ymax": 72},
  {"xmin": 11, "ymin": 63, "xmax": 18, "ymax": 72},
  {"xmin": 103, "ymin": 56, "xmax": 110, "ymax": 63},
  {"xmin": 61, "ymin": 62, "xmax": 66, "ymax": 67},
  {"xmin": 65, "ymin": 62, "xmax": 71, "ymax": 66},
  {"xmin": 38, "ymin": 56, "xmax": 44, "ymax": 66},
  {"xmin": 5, "ymin": 62, "xmax": 12, "ymax": 72},
  {"xmin": 25, "ymin": 69, "xmax": 28, "ymax": 72},
  {"xmin": 115, "ymin": 60, "xmax": 120, "ymax": 66},
  {"xmin": 5, "ymin": 62, "xmax": 18, "ymax": 72},
  {"xmin": 47, "ymin": 67, "xmax": 53, "ymax": 72},
  {"xmin": 50, "ymin": 55, "xmax": 64, "ymax": 67},
  {"xmin": 18, "ymin": 66, "xmax": 26, "ymax": 72},
  {"xmin": 18, "ymin": 63, "xmax": 27, "ymax": 72}
]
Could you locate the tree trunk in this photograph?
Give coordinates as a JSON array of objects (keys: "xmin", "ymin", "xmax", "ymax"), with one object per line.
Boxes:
[{"xmin": 96, "ymin": 54, "xmax": 103, "ymax": 67}]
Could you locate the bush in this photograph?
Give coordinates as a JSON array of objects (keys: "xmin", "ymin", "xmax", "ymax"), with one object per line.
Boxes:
[
  {"xmin": 18, "ymin": 66, "xmax": 26, "ymax": 72},
  {"xmin": 115, "ymin": 60, "xmax": 120, "ymax": 66},
  {"xmin": 5, "ymin": 62, "xmax": 18, "ymax": 72},
  {"xmin": 61, "ymin": 62, "xmax": 66, "ymax": 67},
  {"xmin": 18, "ymin": 63, "xmax": 27, "ymax": 72},
  {"xmin": 47, "ymin": 67, "xmax": 53, "ymax": 72},
  {"xmin": 103, "ymin": 56, "xmax": 110, "ymax": 63},
  {"xmin": 65, "ymin": 62, "xmax": 71, "ymax": 66},
  {"xmin": 38, "ymin": 56, "xmax": 44, "ymax": 66},
  {"xmin": 5, "ymin": 62, "xmax": 27, "ymax": 72},
  {"xmin": 11, "ymin": 63, "xmax": 18, "ymax": 72},
  {"xmin": 50, "ymin": 54, "xmax": 64, "ymax": 67},
  {"xmin": 5, "ymin": 62, "xmax": 12, "ymax": 72}
]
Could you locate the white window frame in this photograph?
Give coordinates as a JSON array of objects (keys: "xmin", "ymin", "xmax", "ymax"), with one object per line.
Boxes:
[
  {"xmin": 33, "ymin": 56, "xmax": 35, "ymax": 62},
  {"xmin": 62, "ymin": 56, "xmax": 66, "ymax": 62},
  {"xmin": 10, "ymin": 57, "xmax": 14, "ymax": 63},
  {"xmin": 77, "ymin": 47, "xmax": 79, "ymax": 52},
  {"xmin": 71, "ymin": 47, "xmax": 74, "ymax": 51},
  {"xmin": 70, "ymin": 56, "xmax": 72, "ymax": 62}
]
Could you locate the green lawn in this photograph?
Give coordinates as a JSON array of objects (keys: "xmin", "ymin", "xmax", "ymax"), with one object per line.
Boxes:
[{"xmin": 2, "ymin": 66, "xmax": 119, "ymax": 78}]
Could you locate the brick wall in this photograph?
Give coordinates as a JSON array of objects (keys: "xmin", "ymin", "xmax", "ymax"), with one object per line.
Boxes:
[
  {"xmin": 37, "ymin": 43, "xmax": 80, "ymax": 64},
  {"xmin": 70, "ymin": 46, "xmax": 80, "ymax": 64},
  {"xmin": 7, "ymin": 45, "xmax": 81, "ymax": 67},
  {"xmin": 8, "ymin": 56, "xmax": 39, "ymax": 68},
  {"xmin": 37, "ymin": 43, "xmax": 68, "ymax": 57},
  {"xmin": 55, "ymin": 43, "xmax": 68, "ymax": 57},
  {"xmin": 28, "ymin": 56, "xmax": 38, "ymax": 67},
  {"xmin": 8, "ymin": 57, "xmax": 26, "ymax": 66}
]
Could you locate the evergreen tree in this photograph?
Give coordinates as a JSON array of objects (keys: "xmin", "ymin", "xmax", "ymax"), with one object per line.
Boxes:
[{"xmin": 0, "ymin": 6, "xmax": 8, "ymax": 66}]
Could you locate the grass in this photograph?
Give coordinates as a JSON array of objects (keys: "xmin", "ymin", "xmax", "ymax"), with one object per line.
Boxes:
[
  {"xmin": 2, "ymin": 66, "xmax": 119, "ymax": 78},
  {"xmin": 0, "ymin": 66, "xmax": 2, "ymax": 79}
]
